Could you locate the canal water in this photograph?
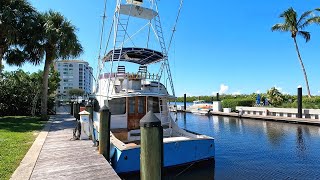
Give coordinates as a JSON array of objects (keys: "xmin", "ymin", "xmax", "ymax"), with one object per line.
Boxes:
[{"xmin": 173, "ymin": 112, "xmax": 320, "ymax": 180}]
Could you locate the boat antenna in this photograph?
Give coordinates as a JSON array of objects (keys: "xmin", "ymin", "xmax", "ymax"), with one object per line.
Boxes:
[
  {"xmin": 96, "ymin": 0, "xmax": 109, "ymax": 86},
  {"xmin": 167, "ymin": 0, "xmax": 184, "ymax": 53}
]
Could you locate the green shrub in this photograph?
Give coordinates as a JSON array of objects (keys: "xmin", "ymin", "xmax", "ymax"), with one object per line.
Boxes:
[
  {"xmin": 221, "ymin": 98, "xmax": 255, "ymax": 111},
  {"xmin": 0, "ymin": 69, "xmax": 60, "ymax": 116}
]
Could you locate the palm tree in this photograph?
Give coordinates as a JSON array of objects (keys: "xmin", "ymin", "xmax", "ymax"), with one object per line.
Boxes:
[
  {"xmin": 39, "ymin": 11, "xmax": 83, "ymax": 119},
  {"xmin": 271, "ymin": 7, "xmax": 319, "ymax": 98},
  {"xmin": 267, "ymin": 87, "xmax": 284, "ymax": 106},
  {"xmin": 0, "ymin": 0, "xmax": 43, "ymax": 75}
]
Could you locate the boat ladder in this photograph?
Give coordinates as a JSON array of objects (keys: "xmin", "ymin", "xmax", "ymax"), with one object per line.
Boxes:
[{"xmin": 154, "ymin": 11, "xmax": 175, "ymax": 97}]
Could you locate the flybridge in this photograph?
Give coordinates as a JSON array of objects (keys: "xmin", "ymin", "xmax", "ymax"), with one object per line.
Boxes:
[
  {"xmin": 118, "ymin": 4, "xmax": 158, "ymax": 20},
  {"xmin": 103, "ymin": 48, "xmax": 164, "ymax": 65}
]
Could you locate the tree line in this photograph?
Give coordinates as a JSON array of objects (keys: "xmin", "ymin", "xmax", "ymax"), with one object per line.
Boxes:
[
  {"xmin": 1, "ymin": 0, "xmax": 83, "ymax": 119},
  {"xmin": 0, "ymin": 66, "xmax": 60, "ymax": 116}
]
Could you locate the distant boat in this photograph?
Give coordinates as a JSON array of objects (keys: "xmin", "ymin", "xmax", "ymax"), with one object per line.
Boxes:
[
  {"xmin": 187, "ymin": 100, "xmax": 213, "ymax": 115},
  {"xmin": 89, "ymin": 0, "xmax": 215, "ymax": 174}
]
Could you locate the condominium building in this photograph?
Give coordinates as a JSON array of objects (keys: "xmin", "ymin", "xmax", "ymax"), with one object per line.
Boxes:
[{"xmin": 54, "ymin": 60, "xmax": 93, "ymax": 99}]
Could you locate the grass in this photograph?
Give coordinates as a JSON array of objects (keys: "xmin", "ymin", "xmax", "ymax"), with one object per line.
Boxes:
[{"xmin": 0, "ymin": 116, "xmax": 46, "ymax": 180}]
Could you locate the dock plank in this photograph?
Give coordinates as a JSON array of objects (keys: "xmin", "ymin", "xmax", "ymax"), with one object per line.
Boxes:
[{"xmin": 29, "ymin": 111, "xmax": 120, "ymax": 180}]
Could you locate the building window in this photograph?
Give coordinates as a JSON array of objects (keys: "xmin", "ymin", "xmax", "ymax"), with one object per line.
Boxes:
[{"xmin": 69, "ymin": 64, "xmax": 73, "ymax": 67}]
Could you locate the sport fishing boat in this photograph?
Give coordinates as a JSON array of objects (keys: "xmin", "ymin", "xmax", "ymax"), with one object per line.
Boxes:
[{"xmin": 90, "ymin": 0, "xmax": 215, "ymax": 174}]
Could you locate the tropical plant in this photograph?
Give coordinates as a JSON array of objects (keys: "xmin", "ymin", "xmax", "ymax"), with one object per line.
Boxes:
[
  {"xmin": 0, "ymin": 67, "xmax": 60, "ymax": 116},
  {"xmin": 68, "ymin": 88, "xmax": 85, "ymax": 97},
  {"xmin": 271, "ymin": 7, "xmax": 320, "ymax": 98},
  {"xmin": 267, "ymin": 87, "xmax": 284, "ymax": 106},
  {"xmin": 0, "ymin": 0, "xmax": 43, "ymax": 75},
  {"xmin": 37, "ymin": 11, "xmax": 83, "ymax": 119}
]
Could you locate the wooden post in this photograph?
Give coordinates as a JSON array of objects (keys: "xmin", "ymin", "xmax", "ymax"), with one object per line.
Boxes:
[
  {"xmin": 70, "ymin": 102, "xmax": 74, "ymax": 115},
  {"xmin": 76, "ymin": 103, "xmax": 80, "ymax": 120},
  {"xmin": 184, "ymin": 93, "xmax": 186, "ymax": 111},
  {"xmin": 297, "ymin": 86, "xmax": 302, "ymax": 118},
  {"xmin": 140, "ymin": 111, "xmax": 163, "ymax": 180},
  {"xmin": 73, "ymin": 103, "xmax": 77, "ymax": 118},
  {"xmin": 85, "ymin": 102, "xmax": 93, "ymax": 140},
  {"xmin": 99, "ymin": 105, "xmax": 111, "ymax": 162}
]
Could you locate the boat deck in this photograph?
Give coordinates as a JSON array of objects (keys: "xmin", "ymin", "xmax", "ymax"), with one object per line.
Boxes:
[{"xmin": 11, "ymin": 106, "xmax": 120, "ymax": 180}]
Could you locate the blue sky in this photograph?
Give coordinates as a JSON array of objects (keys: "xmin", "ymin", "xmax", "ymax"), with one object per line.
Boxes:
[{"xmin": 4, "ymin": 0, "xmax": 320, "ymax": 97}]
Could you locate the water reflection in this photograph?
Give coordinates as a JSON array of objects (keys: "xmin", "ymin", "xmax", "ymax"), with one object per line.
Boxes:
[
  {"xmin": 265, "ymin": 122, "xmax": 285, "ymax": 147},
  {"xmin": 296, "ymin": 126, "xmax": 306, "ymax": 158},
  {"xmin": 173, "ymin": 112, "xmax": 320, "ymax": 179}
]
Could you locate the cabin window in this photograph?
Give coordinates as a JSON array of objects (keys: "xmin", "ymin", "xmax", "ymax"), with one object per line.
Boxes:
[
  {"xmin": 147, "ymin": 97, "xmax": 160, "ymax": 113},
  {"xmin": 138, "ymin": 97, "xmax": 146, "ymax": 114},
  {"xmin": 129, "ymin": 97, "xmax": 135, "ymax": 114},
  {"xmin": 109, "ymin": 98, "xmax": 126, "ymax": 115}
]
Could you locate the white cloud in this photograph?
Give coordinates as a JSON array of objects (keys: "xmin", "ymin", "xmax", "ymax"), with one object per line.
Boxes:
[
  {"xmin": 219, "ymin": 84, "xmax": 229, "ymax": 94},
  {"xmin": 256, "ymin": 90, "xmax": 261, "ymax": 94}
]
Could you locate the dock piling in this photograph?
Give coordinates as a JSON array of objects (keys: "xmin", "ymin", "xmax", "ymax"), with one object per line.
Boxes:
[
  {"xmin": 85, "ymin": 102, "xmax": 94, "ymax": 140},
  {"xmin": 76, "ymin": 103, "xmax": 80, "ymax": 120},
  {"xmin": 140, "ymin": 111, "xmax": 163, "ymax": 180},
  {"xmin": 70, "ymin": 102, "xmax": 74, "ymax": 115},
  {"xmin": 72, "ymin": 103, "xmax": 77, "ymax": 118},
  {"xmin": 184, "ymin": 93, "xmax": 186, "ymax": 111},
  {"xmin": 99, "ymin": 105, "xmax": 111, "ymax": 162},
  {"xmin": 297, "ymin": 86, "xmax": 302, "ymax": 118}
]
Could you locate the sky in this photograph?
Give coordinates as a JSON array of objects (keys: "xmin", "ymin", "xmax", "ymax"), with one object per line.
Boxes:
[{"xmin": 4, "ymin": 0, "xmax": 320, "ymax": 97}]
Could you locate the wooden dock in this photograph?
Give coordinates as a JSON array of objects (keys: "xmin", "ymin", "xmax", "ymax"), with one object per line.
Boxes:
[{"xmin": 12, "ymin": 107, "xmax": 120, "ymax": 180}]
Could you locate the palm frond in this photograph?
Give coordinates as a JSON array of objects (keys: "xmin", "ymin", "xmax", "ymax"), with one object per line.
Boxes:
[
  {"xmin": 304, "ymin": 16, "xmax": 320, "ymax": 26},
  {"xmin": 271, "ymin": 23, "xmax": 290, "ymax": 32},
  {"xmin": 279, "ymin": 7, "xmax": 298, "ymax": 32},
  {"xmin": 41, "ymin": 11, "xmax": 83, "ymax": 60},
  {"xmin": 298, "ymin": 31, "xmax": 311, "ymax": 42},
  {"xmin": 297, "ymin": 10, "xmax": 313, "ymax": 28}
]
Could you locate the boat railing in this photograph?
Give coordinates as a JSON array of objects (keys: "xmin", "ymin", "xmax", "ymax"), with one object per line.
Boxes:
[{"xmin": 99, "ymin": 72, "xmax": 160, "ymax": 81}]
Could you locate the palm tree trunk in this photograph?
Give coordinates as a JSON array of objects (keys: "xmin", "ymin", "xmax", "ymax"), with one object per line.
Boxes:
[
  {"xmin": 0, "ymin": 47, "xmax": 4, "ymax": 76},
  {"xmin": 41, "ymin": 53, "xmax": 52, "ymax": 119},
  {"xmin": 293, "ymin": 37, "xmax": 311, "ymax": 98}
]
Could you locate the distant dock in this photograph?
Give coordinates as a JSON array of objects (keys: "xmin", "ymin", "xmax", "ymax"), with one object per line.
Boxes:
[
  {"xmin": 11, "ymin": 107, "xmax": 120, "ymax": 180},
  {"xmin": 171, "ymin": 104, "xmax": 320, "ymax": 126},
  {"xmin": 210, "ymin": 111, "xmax": 320, "ymax": 126}
]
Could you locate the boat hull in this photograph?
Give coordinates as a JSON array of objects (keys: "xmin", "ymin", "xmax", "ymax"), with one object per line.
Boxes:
[{"xmin": 111, "ymin": 138, "xmax": 215, "ymax": 174}]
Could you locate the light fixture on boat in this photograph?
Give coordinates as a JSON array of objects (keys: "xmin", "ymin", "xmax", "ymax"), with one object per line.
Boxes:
[{"xmin": 126, "ymin": 0, "xmax": 143, "ymax": 6}]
